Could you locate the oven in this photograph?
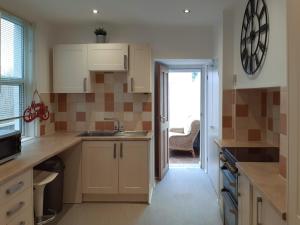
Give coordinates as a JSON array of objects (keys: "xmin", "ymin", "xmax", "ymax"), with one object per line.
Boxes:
[
  {"xmin": 221, "ymin": 189, "xmax": 238, "ymax": 225},
  {"xmin": 0, "ymin": 130, "xmax": 21, "ymax": 164}
]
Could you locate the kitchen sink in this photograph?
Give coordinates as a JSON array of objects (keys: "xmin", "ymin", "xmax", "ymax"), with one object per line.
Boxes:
[
  {"xmin": 78, "ymin": 130, "xmax": 148, "ymax": 137},
  {"xmin": 78, "ymin": 131, "xmax": 117, "ymax": 137},
  {"xmin": 114, "ymin": 131, "xmax": 148, "ymax": 137}
]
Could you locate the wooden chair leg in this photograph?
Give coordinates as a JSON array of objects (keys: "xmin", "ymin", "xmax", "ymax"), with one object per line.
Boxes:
[{"xmin": 191, "ymin": 150, "xmax": 196, "ymax": 158}]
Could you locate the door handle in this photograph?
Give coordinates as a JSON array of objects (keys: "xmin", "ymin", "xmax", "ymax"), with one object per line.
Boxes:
[
  {"xmin": 83, "ymin": 77, "xmax": 87, "ymax": 92},
  {"xmin": 124, "ymin": 55, "xmax": 128, "ymax": 70},
  {"xmin": 6, "ymin": 201, "xmax": 25, "ymax": 217},
  {"xmin": 113, "ymin": 143, "xmax": 117, "ymax": 159},
  {"xmin": 120, "ymin": 143, "xmax": 123, "ymax": 158},
  {"xmin": 131, "ymin": 78, "xmax": 134, "ymax": 92},
  {"xmin": 257, "ymin": 197, "xmax": 263, "ymax": 225},
  {"xmin": 160, "ymin": 116, "xmax": 166, "ymax": 122},
  {"xmin": 6, "ymin": 181, "xmax": 24, "ymax": 195}
]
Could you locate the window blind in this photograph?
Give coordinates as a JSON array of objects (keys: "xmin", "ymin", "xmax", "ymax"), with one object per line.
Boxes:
[{"xmin": 0, "ymin": 14, "xmax": 25, "ymax": 132}]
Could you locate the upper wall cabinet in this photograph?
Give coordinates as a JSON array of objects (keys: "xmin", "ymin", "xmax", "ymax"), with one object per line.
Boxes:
[
  {"xmin": 128, "ymin": 44, "xmax": 152, "ymax": 93},
  {"xmin": 53, "ymin": 44, "xmax": 92, "ymax": 93},
  {"xmin": 87, "ymin": 44, "xmax": 128, "ymax": 71}
]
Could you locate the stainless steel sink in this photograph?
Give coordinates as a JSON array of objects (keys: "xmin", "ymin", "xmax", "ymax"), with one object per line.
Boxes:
[
  {"xmin": 78, "ymin": 131, "xmax": 117, "ymax": 137},
  {"xmin": 78, "ymin": 130, "xmax": 148, "ymax": 137},
  {"xmin": 114, "ymin": 131, "xmax": 148, "ymax": 137}
]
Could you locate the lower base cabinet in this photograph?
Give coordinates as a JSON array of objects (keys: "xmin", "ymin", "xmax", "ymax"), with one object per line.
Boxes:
[{"xmin": 82, "ymin": 140, "xmax": 151, "ymax": 202}]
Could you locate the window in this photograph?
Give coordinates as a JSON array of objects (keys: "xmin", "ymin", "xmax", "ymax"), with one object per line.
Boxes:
[{"xmin": 0, "ymin": 13, "xmax": 26, "ymax": 134}]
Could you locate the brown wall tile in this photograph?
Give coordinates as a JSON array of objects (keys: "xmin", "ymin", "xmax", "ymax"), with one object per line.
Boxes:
[
  {"xmin": 95, "ymin": 73, "xmax": 104, "ymax": 83},
  {"xmin": 55, "ymin": 121, "xmax": 67, "ymax": 131},
  {"xmin": 279, "ymin": 155, "xmax": 287, "ymax": 178},
  {"xmin": 273, "ymin": 91, "xmax": 280, "ymax": 105},
  {"xmin": 124, "ymin": 102, "xmax": 133, "ymax": 112},
  {"xmin": 142, "ymin": 121, "xmax": 152, "ymax": 131},
  {"xmin": 86, "ymin": 93, "xmax": 95, "ymax": 103},
  {"xmin": 248, "ymin": 129, "xmax": 261, "ymax": 141},
  {"xmin": 58, "ymin": 94, "xmax": 67, "ymax": 112},
  {"xmin": 76, "ymin": 112, "xmax": 86, "ymax": 122},
  {"xmin": 40, "ymin": 125, "xmax": 46, "ymax": 136},
  {"xmin": 236, "ymin": 104, "xmax": 248, "ymax": 117},
  {"xmin": 142, "ymin": 102, "xmax": 152, "ymax": 112},
  {"xmin": 105, "ymin": 93, "xmax": 114, "ymax": 112},
  {"xmin": 123, "ymin": 83, "xmax": 128, "ymax": 93},
  {"xmin": 280, "ymin": 113, "xmax": 287, "ymax": 135},
  {"xmin": 222, "ymin": 116, "xmax": 232, "ymax": 128}
]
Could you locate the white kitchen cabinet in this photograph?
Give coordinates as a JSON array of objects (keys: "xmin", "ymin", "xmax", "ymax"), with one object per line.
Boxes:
[
  {"xmin": 128, "ymin": 44, "xmax": 152, "ymax": 93},
  {"xmin": 82, "ymin": 141, "xmax": 119, "ymax": 194},
  {"xmin": 252, "ymin": 187, "xmax": 286, "ymax": 225},
  {"xmin": 238, "ymin": 174, "xmax": 252, "ymax": 225},
  {"xmin": 87, "ymin": 44, "xmax": 128, "ymax": 71},
  {"xmin": 119, "ymin": 141, "xmax": 149, "ymax": 194},
  {"xmin": 82, "ymin": 140, "xmax": 149, "ymax": 196},
  {"xmin": 53, "ymin": 44, "xmax": 92, "ymax": 93}
]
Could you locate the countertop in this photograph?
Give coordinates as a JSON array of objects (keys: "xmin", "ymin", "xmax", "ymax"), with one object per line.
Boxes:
[
  {"xmin": 236, "ymin": 162, "xmax": 286, "ymax": 220},
  {"xmin": 0, "ymin": 132, "xmax": 153, "ymax": 185},
  {"xmin": 214, "ymin": 139, "xmax": 276, "ymax": 149}
]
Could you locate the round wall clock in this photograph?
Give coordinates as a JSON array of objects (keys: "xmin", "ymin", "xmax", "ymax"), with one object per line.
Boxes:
[{"xmin": 240, "ymin": 0, "xmax": 269, "ymax": 75}]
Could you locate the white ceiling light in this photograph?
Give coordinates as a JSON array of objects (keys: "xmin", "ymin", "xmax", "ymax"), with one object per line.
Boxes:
[
  {"xmin": 92, "ymin": 9, "xmax": 99, "ymax": 14},
  {"xmin": 183, "ymin": 9, "xmax": 191, "ymax": 14}
]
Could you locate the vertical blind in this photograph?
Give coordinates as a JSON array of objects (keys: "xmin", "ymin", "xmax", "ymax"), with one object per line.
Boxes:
[{"xmin": 0, "ymin": 14, "xmax": 25, "ymax": 132}]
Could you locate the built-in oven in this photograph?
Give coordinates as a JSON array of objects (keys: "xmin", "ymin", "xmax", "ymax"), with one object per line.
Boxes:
[
  {"xmin": 221, "ymin": 162, "xmax": 238, "ymax": 203},
  {"xmin": 0, "ymin": 130, "xmax": 21, "ymax": 164},
  {"xmin": 221, "ymin": 189, "xmax": 238, "ymax": 225}
]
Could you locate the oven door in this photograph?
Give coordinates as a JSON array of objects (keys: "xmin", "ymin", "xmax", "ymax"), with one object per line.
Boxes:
[
  {"xmin": 222, "ymin": 189, "xmax": 238, "ymax": 225},
  {"xmin": 221, "ymin": 164, "xmax": 238, "ymax": 202}
]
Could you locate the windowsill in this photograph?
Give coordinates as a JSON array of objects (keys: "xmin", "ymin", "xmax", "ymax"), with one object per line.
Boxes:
[{"xmin": 21, "ymin": 136, "xmax": 35, "ymax": 143}]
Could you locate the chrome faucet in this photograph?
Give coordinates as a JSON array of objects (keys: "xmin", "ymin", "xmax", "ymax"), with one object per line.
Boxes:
[{"xmin": 104, "ymin": 118, "xmax": 121, "ymax": 132}]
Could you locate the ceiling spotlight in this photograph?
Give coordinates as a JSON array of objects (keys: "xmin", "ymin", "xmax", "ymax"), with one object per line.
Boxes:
[
  {"xmin": 183, "ymin": 9, "xmax": 191, "ymax": 14},
  {"xmin": 92, "ymin": 9, "xmax": 99, "ymax": 14}
]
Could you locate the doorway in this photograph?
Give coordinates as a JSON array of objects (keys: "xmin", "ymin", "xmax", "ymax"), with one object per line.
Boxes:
[{"xmin": 168, "ymin": 70, "xmax": 201, "ymax": 168}]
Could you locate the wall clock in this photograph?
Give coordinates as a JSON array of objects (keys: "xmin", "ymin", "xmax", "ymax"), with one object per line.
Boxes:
[{"xmin": 240, "ymin": 0, "xmax": 269, "ymax": 75}]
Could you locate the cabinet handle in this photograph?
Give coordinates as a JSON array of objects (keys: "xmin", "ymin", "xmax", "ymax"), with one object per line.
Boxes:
[
  {"xmin": 83, "ymin": 78, "xmax": 87, "ymax": 92},
  {"xmin": 113, "ymin": 143, "xmax": 117, "ymax": 159},
  {"xmin": 131, "ymin": 78, "xmax": 134, "ymax": 92},
  {"xmin": 6, "ymin": 181, "xmax": 24, "ymax": 195},
  {"xmin": 124, "ymin": 55, "xmax": 128, "ymax": 70},
  {"xmin": 6, "ymin": 201, "xmax": 25, "ymax": 217},
  {"xmin": 256, "ymin": 197, "xmax": 263, "ymax": 225},
  {"xmin": 19, "ymin": 221, "xmax": 25, "ymax": 225},
  {"xmin": 120, "ymin": 143, "xmax": 123, "ymax": 158}
]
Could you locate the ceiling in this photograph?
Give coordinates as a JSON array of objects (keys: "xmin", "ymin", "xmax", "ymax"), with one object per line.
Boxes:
[{"xmin": 0, "ymin": 0, "xmax": 236, "ymax": 26}]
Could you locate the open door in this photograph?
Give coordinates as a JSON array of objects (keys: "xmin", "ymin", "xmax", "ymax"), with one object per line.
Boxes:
[{"xmin": 155, "ymin": 63, "xmax": 169, "ymax": 180}]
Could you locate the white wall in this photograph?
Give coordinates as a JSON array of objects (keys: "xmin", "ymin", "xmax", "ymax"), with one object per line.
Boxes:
[
  {"xmin": 233, "ymin": 0, "xmax": 287, "ymax": 88},
  {"xmin": 52, "ymin": 24, "xmax": 214, "ymax": 60}
]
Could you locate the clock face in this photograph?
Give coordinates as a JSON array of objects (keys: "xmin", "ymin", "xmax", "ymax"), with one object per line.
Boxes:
[{"xmin": 240, "ymin": 0, "xmax": 269, "ymax": 75}]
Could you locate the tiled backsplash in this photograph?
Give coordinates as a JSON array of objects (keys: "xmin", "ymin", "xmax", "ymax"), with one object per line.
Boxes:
[
  {"xmin": 222, "ymin": 87, "xmax": 288, "ymax": 178},
  {"xmin": 38, "ymin": 73, "xmax": 152, "ymax": 135}
]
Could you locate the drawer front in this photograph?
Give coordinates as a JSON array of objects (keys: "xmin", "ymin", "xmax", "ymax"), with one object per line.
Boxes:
[
  {"xmin": 0, "ymin": 188, "xmax": 33, "ymax": 224},
  {"xmin": 7, "ymin": 207, "xmax": 33, "ymax": 225},
  {"xmin": 0, "ymin": 170, "xmax": 32, "ymax": 205}
]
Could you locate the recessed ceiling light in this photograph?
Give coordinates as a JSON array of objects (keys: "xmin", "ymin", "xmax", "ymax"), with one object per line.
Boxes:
[
  {"xmin": 183, "ymin": 9, "xmax": 191, "ymax": 14},
  {"xmin": 92, "ymin": 9, "xmax": 99, "ymax": 14}
]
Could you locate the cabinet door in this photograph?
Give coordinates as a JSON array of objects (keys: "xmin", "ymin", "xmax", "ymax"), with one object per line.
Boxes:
[
  {"xmin": 252, "ymin": 187, "xmax": 285, "ymax": 225},
  {"xmin": 82, "ymin": 141, "xmax": 118, "ymax": 194},
  {"xmin": 118, "ymin": 141, "xmax": 149, "ymax": 194},
  {"xmin": 53, "ymin": 44, "xmax": 91, "ymax": 93},
  {"xmin": 128, "ymin": 44, "xmax": 152, "ymax": 93},
  {"xmin": 88, "ymin": 44, "xmax": 128, "ymax": 71},
  {"xmin": 238, "ymin": 174, "xmax": 252, "ymax": 225}
]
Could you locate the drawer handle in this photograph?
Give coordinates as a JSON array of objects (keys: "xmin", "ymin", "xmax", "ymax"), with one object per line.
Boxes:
[
  {"xmin": 6, "ymin": 181, "xmax": 24, "ymax": 195},
  {"xmin": 120, "ymin": 143, "xmax": 123, "ymax": 158},
  {"xmin": 113, "ymin": 143, "xmax": 117, "ymax": 159},
  {"xmin": 6, "ymin": 201, "xmax": 25, "ymax": 217},
  {"xmin": 257, "ymin": 197, "xmax": 263, "ymax": 225},
  {"xmin": 131, "ymin": 78, "xmax": 134, "ymax": 92},
  {"xmin": 124, "ymin": 55, "xmax": 128, "ymax": 70}
]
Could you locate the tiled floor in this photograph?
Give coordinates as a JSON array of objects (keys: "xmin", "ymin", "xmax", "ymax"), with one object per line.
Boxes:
[
  {"xmin": 53, "ymin": 168, "xmax": 222, "ymax": 225},
  {"xmin": 169, "ymin": 150, "xmax": 200, "ymax": 165}
]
